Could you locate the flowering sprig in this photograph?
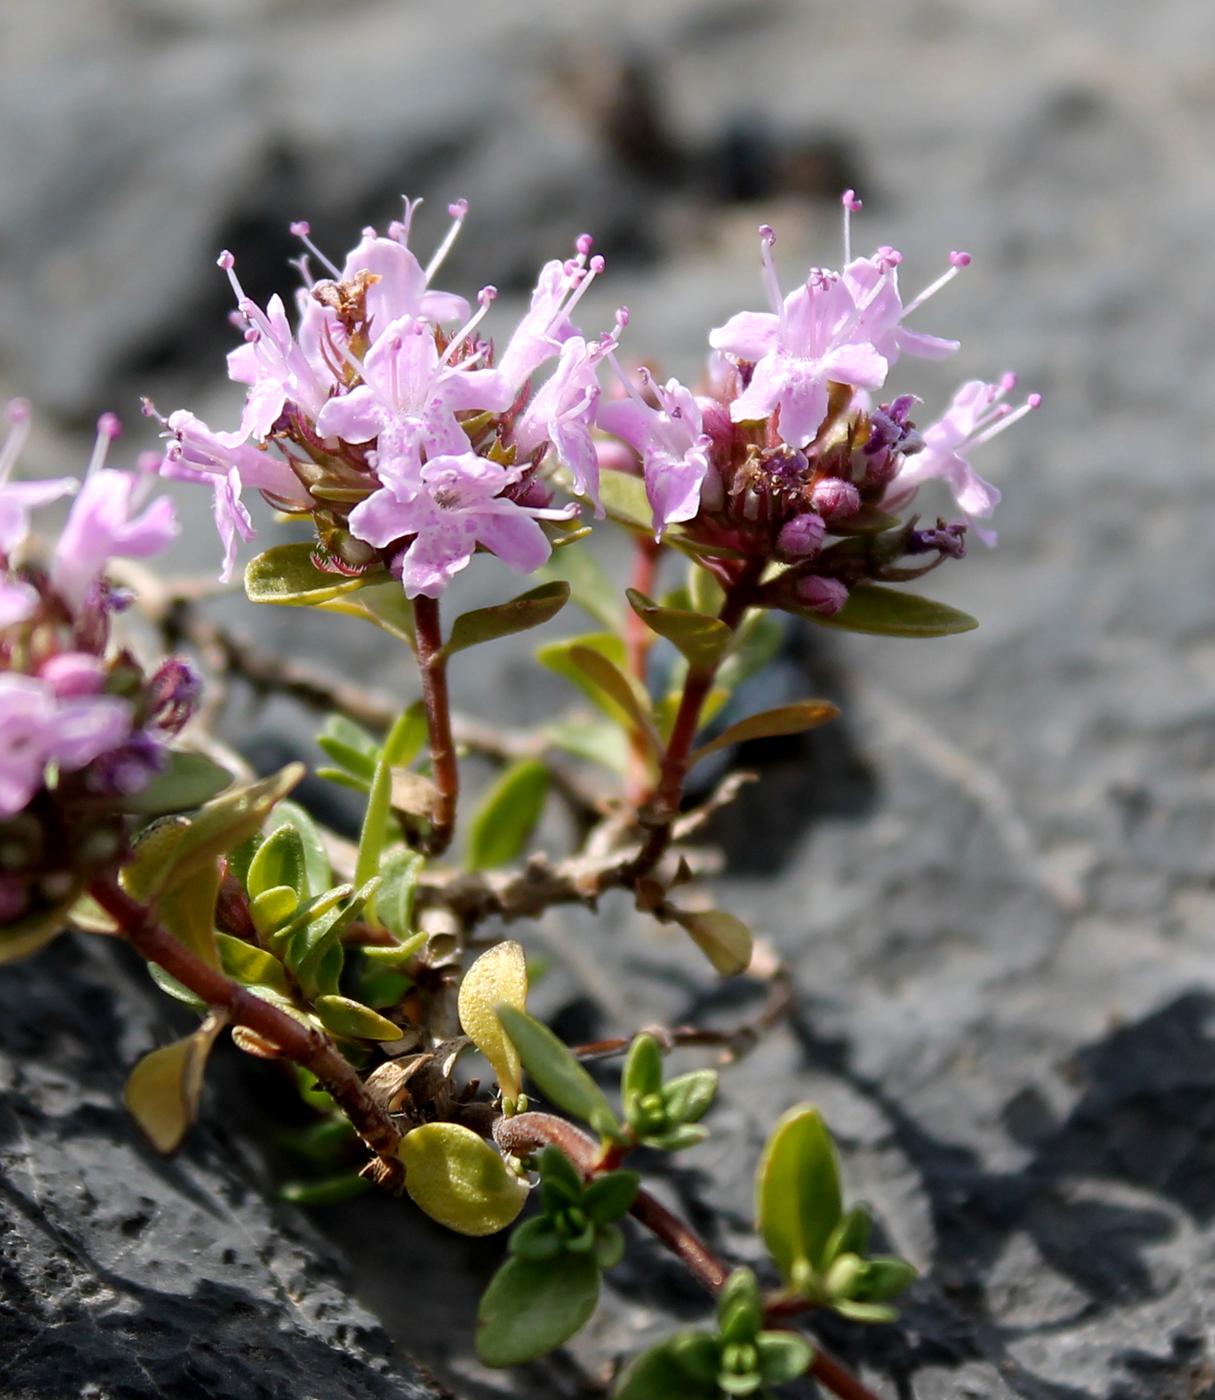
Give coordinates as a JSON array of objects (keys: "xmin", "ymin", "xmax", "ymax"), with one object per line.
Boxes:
[{"xmin": 1, "ymin": 189, "xmax": 1044, "ymax": 1400}]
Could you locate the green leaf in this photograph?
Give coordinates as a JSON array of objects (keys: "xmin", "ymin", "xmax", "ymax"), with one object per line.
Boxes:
[
  {"xmin": 538, "ymin": 1144, "xmax": 584, "ymax": 1208},
  {"xmin": 582, "ymin": 1170, "xmax": 640, "ymax": 1225},
  {"xmin": 539, "ymin": 545, "xmax": 623, "ymax": 630},
  {"xmin": 402, "ymin": 1122, "xmax": 528, "ymax": 1236},
  {"xmin": 688, "ymin": 563, "xmax": 726, "ymax": 617},
  {"xmin": 140, "ymin": 766, "xmax": 305, "ymax": 900},
  {"xmin": 496, "ymin": 1006, "xmax": 619, "ymax": 1137},
  {"xmin": 371, "ymin": 848, "xmax": 425, "ymax": 944},
  {"xmin": 124, "ymin": 1015, "xmax": 226, "ymax": 1154},
  {"xmin": 669, "ymin": 908, "xmax": 753, "ymax": 976},
  {"xmin": 147, "ymin": 962, "xmax": 206, "ymax": 1010},
  {"xmin": 614, "ymin": 1336, "xmax": 720, "ymax": 1400},
  {"xmin": 832, "ymin": 1299, "xmax": 898, "ymax": 1324},
  {"xmin": 717, "ymin": 1268, "xmax": 764, "ymax": 1343},
  {"xmin": 508, "ymin": 1216, "xmax": 565, "ymax": 1263},
  {"xmin": 544, "ymin": 716, "xmax": 630, "ymax": 776},
  {"xmin": 796, "ymin": 582, "xmax": 978, "ymax": 638},
  {"xmin": 823, "ymin": 1205, "xmax": 872, "ymax": 1266},
  {"xmin": 851, "ymin": 1255, "xmax": 918, "ymax": 1303},
  {"xmin": 267, "ymin": 800, "xmax": 330, "ymax": 895},
  {"xmin": 215, "ymin": 932, "xmax": 289, "ymax": 994},
  {"xmin": 755, "ymin": 1106, "xmax": 843, "ymax": 1286},
  {"xmin": 622, "ymin": 1033, "xmax": 663, "ymax": 1103},
  {"xmin": 0, "ymin": 907, "xmax": 70, "ymax": 966},
  {"xmin": 247, "ymin": 824, "xmax": 308, "ymax": 902},
  {"xmin": 755, "ymin": 1331, "xmax": 814, "ymax": 1384},
  {"xmin": 355, "ymin": 709, "xmax": 420, "ymax": 925},
  {"xmin": 715, "ymin": 611, "xmax": 783, "ymax": 692},
  {"xmin": 586, "ymin": 465, "xmax": 652, "ymax": 531},
  {"xmin": 641, "ymin": 1124, "xmax": 709, "ymax": 1152},
  {"xmin": 567, "ymin": 645, "xmax": 661, "ymax": 754},
  {"xmin": 319, "ymin": 578, "xmax": 416, "ymax": 646},
  {"xmin": 250, "ymin": 885, "xmax": 299, "ymax": 936},
  {"xmin": 122, "ymin": 751, "xmax": 233, "ymax": 816},
  {"xmin": 690, "ymin": 700, "xmax": 839, "ymax": 763},
  {"xmin": 626, "ymin": 590, "xmax": 733, "ymax": 671},
  {"xmin": 465, "ymin": 760, "xmax": 550, "ymax": 870},
  {"xmin": 245, "ymin": 542, "xmax": 387, "ymax": 608},
  {"xmin": 476, "ymin": 1252, "xmax": 601, "ymax": 1367},
  {"xmin": 661, "ymin": 1069, "xmax": 718, "ymax": 1125},
  {"xmin": 443, "ymin": 581, "xmax": 570, "ymax": 658},
  {"xmin": 594, "ymin": 1221, "xmax": 626, "ymax": 1269},
  {"xmin": 314, "ymin": 995, "xmax": 405, "ymax": 1042},
  {"xmin": 280, "ymin": 1172, "xmax": 372, "ymax": 1206}
]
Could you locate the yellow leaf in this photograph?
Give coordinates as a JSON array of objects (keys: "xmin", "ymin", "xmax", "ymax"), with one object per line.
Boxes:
[
  {"xmin": 458, "ymin": 941, "xmax": 528, "ymax": 1103},
  {"xmin": 123, "ymin": 1013, "xmax": 227, "ymax": 1154},
  {"xmin": 401, "ymin": 1122, "xmax": 527, "ymax": 1236}
]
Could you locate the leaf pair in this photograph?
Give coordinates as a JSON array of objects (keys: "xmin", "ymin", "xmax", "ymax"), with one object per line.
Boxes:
[{"xmin": 621, "ymin": 1033, "xmax": 717, "ymax": 1151}]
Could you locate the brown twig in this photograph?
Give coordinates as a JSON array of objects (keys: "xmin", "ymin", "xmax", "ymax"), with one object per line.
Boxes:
[
  {"xmin": 412, "ymin": 595, "xmax": 458, "ymax": 856},
  {"xmin": 493, "ymin": 1112, "xmax": 882, "ymax": 1400},
  {"xmin": 88, "ymin": 876, "xmax": 402, "ymax": 1168}
]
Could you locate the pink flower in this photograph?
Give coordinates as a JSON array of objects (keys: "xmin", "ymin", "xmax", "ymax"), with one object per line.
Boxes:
[
  {"xmin": 513, "ymin": 336, "xmax": 608, "ymax": 512},
  {"xmin": 842, "ymin": 249, "xmax": 965, "ymax": 367},
  {"xmin": 497, "ymin": 239, "xmax": 605, "ymax": 386},
  {"xmin": 348, "ymin": 449, "xmax": 570, "ymax": 599},
  {"xmin": 709, "ymin": 227, "xmax": 888, "ymax": 448},
  {"xmin": 0, "ymin": 672, "xmax": 132, "ymax": 818},
  {"xmin": 327, "ymin": 213, "xmax": 471, "ymax": 334},
  {"xmin": 598, "ymin": 372, "xmax": 713, "ymax": 535},
  {"xmin": 0, "ymin": 579, "xmax": 38, "ymax": 628},
  {"xmin": 52, "ymin": 421, "xmax": 178, "ymax": 610},
  {"xmin": 886, "ymin": 377, "xmax": 1040, "ymax": 546},
  {"xmin": 315, "ymin": 309, "xmax": 511, "ymax": 462},
  {"xmin": 0, "ymin": 399, "xmax": 78, "ymax": 556}
]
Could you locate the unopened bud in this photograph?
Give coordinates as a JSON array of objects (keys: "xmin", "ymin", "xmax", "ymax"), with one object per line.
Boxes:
[
  {"xmin": 777, "ymin": 512, "xmax": 826, "ymax": 559},
  {"xmin": 811, "ymin": 477, "xmax": 860, "ymax": 522},
  {"xmin": 40, "ymin": 651, "xmax": 105, "ymax": 699},
  {"xmin": 796, "ymin": 575, "xmax": 849, "ymax": 616}
]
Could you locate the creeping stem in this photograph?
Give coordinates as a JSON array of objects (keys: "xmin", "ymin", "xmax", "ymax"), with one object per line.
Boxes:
[
  {"xmin": 622, "ymin": 558, "xmax": 765, "ymax": 884},
  {"xmin": 88, "ymin": 876, "xmax": 402, "ymax": 1165},
  {"xmin": 494, "ymin": 1112, "xmax": 883, "ymax": 1400},
  {"xmin": 412, "ymin": 594, "xmax": 459, "ymax": 856},
  {"xmin": 624, "ymin": 536, "xmax": 663, "ymax": 808}
]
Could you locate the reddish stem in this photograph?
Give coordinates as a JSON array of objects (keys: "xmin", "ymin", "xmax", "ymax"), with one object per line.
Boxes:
[
  {"xmin": 492, "ymin": 1112, "xmax": 883, "ymax": 1400},
  {"xmin": 625, "ymin": 536, "xmax": 663, "ymax": 807},
  {"xmin": 412, "ymin": 594, "xmax": 458, "ymax": 857},
  {"xmin": 88, "ymin": 876, "xmax": 401, "ymax": 1163}
]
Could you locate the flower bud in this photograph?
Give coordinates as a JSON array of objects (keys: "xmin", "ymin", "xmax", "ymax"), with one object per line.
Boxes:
[
  {"xmin": 148, "ymin": 658, "xmax": 202, "ymax": 734},
  {"xmin": 796, "ymin": 575, "xmax": 849, "ymax": 616},
  {"xmin": 811, "ymin": 477, "xmax": 861, "ymax": 522},
  {"xmin": 40, "ymin": 652, "xmax": 105, "ymax": 698},
  {"xmin": 776, "ymin": 513, "xmax": 826, "ymax": 560}
]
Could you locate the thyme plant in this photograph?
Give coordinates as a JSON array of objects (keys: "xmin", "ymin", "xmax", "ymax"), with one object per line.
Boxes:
[{"xmin": 0, "ymin": 191, "xmax": 1036, "ymax": 1399}]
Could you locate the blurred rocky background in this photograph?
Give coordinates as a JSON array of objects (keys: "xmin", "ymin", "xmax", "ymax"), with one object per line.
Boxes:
[{"xmin": 3, "ymin": 0, "xmax": 1215, "ymax": 1396}]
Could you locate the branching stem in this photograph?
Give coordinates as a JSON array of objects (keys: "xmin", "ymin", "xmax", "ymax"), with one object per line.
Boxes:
[
  {"xmin": 493, "ymin": 1112, "xmax": 883, "ymax": 1400},
  {"xmin": 87, "ymin": 876, "xmax": 402, "ymax": 1166}
]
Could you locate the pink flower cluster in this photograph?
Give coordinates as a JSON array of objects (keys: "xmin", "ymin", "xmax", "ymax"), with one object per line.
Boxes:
[
  {"xmin": 0, "ymin": 405, "xmax": 190, "ymax": 919},
  {"xmin": 156, "ymin": 199, "xmax": 625, "ymax": 598}
]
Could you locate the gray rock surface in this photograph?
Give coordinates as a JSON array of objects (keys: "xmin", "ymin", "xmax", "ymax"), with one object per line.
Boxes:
[
  {"xmin": 0, "ymin": 941, "xmax": 446, "ymax": 1400},
  {"xmin": 3, "ymin": 0, "xmax": 1215, "ymax": 1397}
]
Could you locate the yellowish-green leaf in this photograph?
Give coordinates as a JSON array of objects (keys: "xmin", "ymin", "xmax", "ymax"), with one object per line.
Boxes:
[
  {"xmin": 244, "ymin": 542, "xmax": 388, "ymax": 608},
  {"xmin": 670, "ymin": 908, "xmax": 753, "ymax": 976},
  {"xmin": 123, "ymin": 1014, "xmax": 226, "ymax": 1154},
  {"xmin": 319, "ymin": 578, "xmax": 416, "ymax": 646},
  {"xmin": 755, "ymin": 1105, "xmax": 843, "ymax": 1286},
  {"xmin": 314, "ymin": 994, "xmax": 405, "ymax": 1041},
  {"xmin": 122, "ymin": 750, "xmax": 233, "ymax": 816},
  {"xmin": 626, "ymin": 590, "xmax": 733, "ymax": 671},
  {"xmin": 458, "ymin": 942, "xmax": 528, "ymax": 1102},
  {"xmin": 215, "ymin": 932, "xmax": 289, "ymax": 994},
  {"xmin": 443, "ymin": 582, "xmax": 570, "ymax": 659},
  {"xmin": 0, "ymin": 906, "xmax": 70, "ymax": 966},
  {"xmin": 796, "ymin": 583, "xmax": 978, "ymax": 638},
  {"xmin": 690, "ymin": 701, "xmax": 839, "ymax": 763},
  {"xmin": 539, "ymin": 544, "xmax": 623, "ymax": 630},
  {"xmin": 402, "ymin": 1122, "xmax": 527, "ymax": 1236},
  {"xmin": 465, "ymin": 761, "xmax": 550, "ymax": 870},
  {"xmin": 567, "ymin": 646, "xmax": 661, "ymax": 754}
]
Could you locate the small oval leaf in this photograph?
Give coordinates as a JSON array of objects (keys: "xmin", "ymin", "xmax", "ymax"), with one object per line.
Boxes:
[
  {"xmin": 476, "ymin": 1252, "xmax": 601, "ymax": 1367},
  {"xmin": 755, "ymin": 1105, "xmax": 843, "ymax": 1287},
  {"xmin": 690, "ymin": 700, "xmax": 839, "ymax": 763},
  {"xmin": 567, "ymin": 645, "xmax": 662, "ymax": 754},
  {"xmin": 314, "ymin": 995, "xmax": 405, "ymax": 1042},
  {"xmin": 122, "ymin": 751, "xmax": 233, "ymax": 816},
  {"xmin": 402, "ymin": 1122, "xmax": 527, "ymax": 1236},
  {"xmin": 625, "ymin": 590, "xmax": 732, "ymax": 671},
  {"xmin": 459, "ymin": 942, "xmax": 529, "ymax": 1102},
  {"xmin": 465, "ymin": 761, "xmax": 550, "ymax": 870},
  {"xmin": 496, "ymin": 1006, "xmax": 618, "ymax": 1135},
  {"xmin": 244, "ymin": 542, "xmax": 387, "ymax": 607},
  {"xmin": 796, "ymin": 583, "xmax": 978, "ymax": 638},
  {"xmin": 124, "ymin": 1015, "xmax": 226, "ymax": 1154},
  {"xmin": 670, "ymin": 908, "xmax": 753, "ymax": 976},
  {"xmin": 443, "ymin": 581, "xmax": 570, "ymax": 658}
]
